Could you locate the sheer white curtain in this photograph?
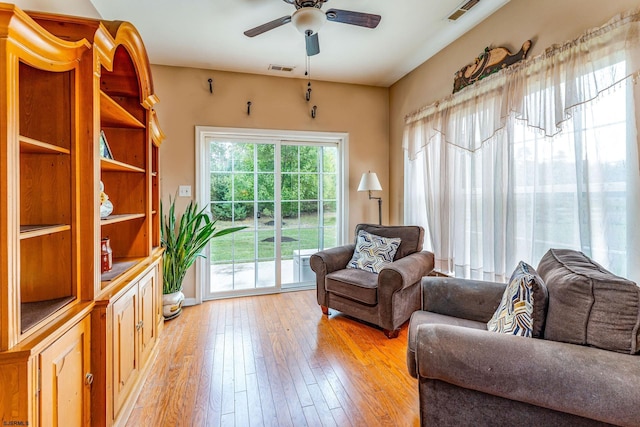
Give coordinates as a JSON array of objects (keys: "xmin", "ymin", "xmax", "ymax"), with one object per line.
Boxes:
[{"xmin": 403, "ymin": 9, "xmax": 640, "ymax": 281}]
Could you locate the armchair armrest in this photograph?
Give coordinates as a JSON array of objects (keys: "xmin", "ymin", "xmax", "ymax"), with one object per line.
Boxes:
[
  {"xmin": 310, "ymin": 244, "xmax": 355, "ymax": 275},
  {"xmin": 376, "ymin": 251, "xmax": 434, "ymax": 334},
  {"xmin": 379, "ymin": 251, "xmax": 434, "ymax": 295},
  {"xmin": 421, "ymin": 277, "xmax": 506, "ymax": 323},
  {"xmin": 310, "ymin": 245, "xmax": 355, "ymax": 307},
  {"xmin": 416, "ymin": 324, "xmax": 640, "ymax": 426}
]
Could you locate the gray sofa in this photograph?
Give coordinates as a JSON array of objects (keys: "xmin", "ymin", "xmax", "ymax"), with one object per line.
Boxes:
[
  {"xmin": 310, "ymin": 223, "xmax": 434, "ymax": 338},
  {"xmin": 407, "ymin": 249, "xmax": 640, "ymax": 426}
]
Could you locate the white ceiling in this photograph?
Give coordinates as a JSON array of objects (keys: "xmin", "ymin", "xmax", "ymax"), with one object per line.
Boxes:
[{"xmin": 13, "ymin": 0, "xmax": 510, "ymax": 87}]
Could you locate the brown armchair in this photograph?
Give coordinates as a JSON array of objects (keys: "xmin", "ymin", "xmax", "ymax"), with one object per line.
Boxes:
[{"xmin": 310, "ymin": 224, "xmax": 434, "ymax": 338}]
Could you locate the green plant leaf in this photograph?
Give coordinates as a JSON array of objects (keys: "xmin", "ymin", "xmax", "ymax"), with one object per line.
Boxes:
[{"xmin": 160, "ymin": 195, "xmax": 247, "ymax": 294}]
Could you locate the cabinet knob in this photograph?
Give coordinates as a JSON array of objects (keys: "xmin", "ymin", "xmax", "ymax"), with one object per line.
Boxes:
[
  {"xmin": 136, "ymin": 320, "xmax": 144, "ymax": 331},
  {"xmin": 85, "ymin": 372, "xmax": 94, "ymax": 386}
]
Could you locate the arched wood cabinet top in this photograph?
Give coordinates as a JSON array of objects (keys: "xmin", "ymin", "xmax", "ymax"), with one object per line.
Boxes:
[
  {"xmin": 96, "ymin": 20, "xmax": 156, "ymax": 109},
  {"xmin": 27, "ymin": 12, "xmax": 157, "ymax": 110},
  {"xmin": 0, "ymin": 4, "xmax": 90, "ymax": 71}
]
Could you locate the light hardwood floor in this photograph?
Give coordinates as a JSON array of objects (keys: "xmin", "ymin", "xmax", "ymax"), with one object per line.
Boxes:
[{"xmin": 125, "ymin": 290, "xmax": 420, "ymax": 426}]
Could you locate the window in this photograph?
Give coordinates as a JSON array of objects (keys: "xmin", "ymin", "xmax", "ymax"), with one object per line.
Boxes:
[
  {"xmin": 509, "ymin": 83, "xmax": 628, "ymax": 274},
  {"xmin": 403, "ymin": 17, "xmax": 640, "ymax": 282},
  {"xmin": 196, "ymin": 127, "xmax": 348, "ymax": 300}
]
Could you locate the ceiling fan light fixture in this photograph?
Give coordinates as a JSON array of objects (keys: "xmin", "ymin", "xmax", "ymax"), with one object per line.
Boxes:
[{"xmin": 291, "ymin": 7, "xmax": 326, "ymax": 35}]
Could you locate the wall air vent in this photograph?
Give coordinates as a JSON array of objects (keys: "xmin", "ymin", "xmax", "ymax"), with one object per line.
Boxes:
[
  {"xmin": 447, "ymin": 0, "xmax": 481, "ymax": 21},
  {"xmin": 269, "ymin": 64, "xmax": 296, "ymax": 72}
]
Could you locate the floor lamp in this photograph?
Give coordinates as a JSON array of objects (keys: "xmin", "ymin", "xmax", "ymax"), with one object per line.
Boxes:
[{"xmin": 358, "ymin": 171, "xmax": 382, "ymax": 225}]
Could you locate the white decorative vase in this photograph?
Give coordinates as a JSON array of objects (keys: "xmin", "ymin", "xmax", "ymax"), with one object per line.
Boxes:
[{"xmin": 162, "ymin": 290, "xmax": 184, "ymax": 320}]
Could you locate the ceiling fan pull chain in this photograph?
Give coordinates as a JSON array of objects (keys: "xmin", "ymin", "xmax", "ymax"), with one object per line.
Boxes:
[{"xmin": 305, "ymin": 54, "xmax": 312, "ymax": 101}]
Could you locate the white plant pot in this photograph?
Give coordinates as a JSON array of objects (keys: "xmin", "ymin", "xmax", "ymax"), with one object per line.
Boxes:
[{"xmin": 162, "ymin": 290, "xmax": 184, "ymax": 320}]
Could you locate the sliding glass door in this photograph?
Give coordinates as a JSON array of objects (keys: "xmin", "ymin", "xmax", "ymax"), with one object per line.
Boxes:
[
  {"xmin": 207, "ymin": 141, "xmax": 277, "ymax": 294},
  {"xmin": 197, "ymin": 129, "xmax": 345, "ymax": 300},
  {"xmin": 280, "ymin": 143, "xmax": 338, "ymax": 289}
]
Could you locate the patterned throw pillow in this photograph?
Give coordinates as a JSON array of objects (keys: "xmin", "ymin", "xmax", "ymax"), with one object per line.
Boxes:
[
  {"xmin": 487, "ymin": 261, "xmax": 548, "ymax": 338},
  {"xmin": 346, "ymin": 230, "xmax": 401, "ymax": 274}
]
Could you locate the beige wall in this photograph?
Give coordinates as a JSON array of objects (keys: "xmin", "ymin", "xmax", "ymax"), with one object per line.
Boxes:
[
  {"xmin": 152, "ymin": 66, "xmax": 388, "ymax": 299},
  {"xmin": 154, "ymin": 0, "xmax": 640, "ymax": 298},
  {"xmin": 388, "ymin": 0, "xmax": 640, "ymax": 224}
]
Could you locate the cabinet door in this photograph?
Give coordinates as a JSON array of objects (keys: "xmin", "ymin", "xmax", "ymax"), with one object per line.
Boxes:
[
  {"xmin": 138, "ymin": 270, "xmax": 156, "ymax": 367},
  {"xmin": 112, "ymin": 285, "xmax": 138, "ymax": 415},
  {"xmin": 155, "ymin": 260, "xmax": 164, "ymax": 332},
  {"xmin": 39, "ymin": 315, "xmax": 91, "ymax": 426}
]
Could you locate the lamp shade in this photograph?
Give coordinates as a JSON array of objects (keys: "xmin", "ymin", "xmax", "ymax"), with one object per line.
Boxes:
[
  {"xmin": 291, "ymin": 7, "xmax": 326, "ymax": 35},
  {"xmin": 358, "ymin": 172, "xmax": 382, "ymax": 192}
]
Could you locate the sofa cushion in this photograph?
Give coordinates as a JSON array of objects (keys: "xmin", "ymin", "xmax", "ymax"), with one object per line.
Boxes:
[
  {"xmin": 347, "ymin": 229, "xmax": 401, "ymax": 273},
  {"xmin": 487, "ymin": 261, "xmax": 548, "ymax": 338},
  {"xmin": 537, "ymin": 248, "xmax": 640, "ymax": 354},
  {"xmin": 326, "ymin": 268, "xmax": 378, "ymax": 305}
]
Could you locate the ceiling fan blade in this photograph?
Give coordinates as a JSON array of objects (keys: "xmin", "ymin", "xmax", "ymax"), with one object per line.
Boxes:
[
  {"xmin": 325, "ymin": 9, "xmax": 381, "ymax": 28},
  {"xmin": 305, "ymin": 32, "xmax": 320, "ymax": 56},
  {"xmin": 244, "ymin": 15, "xmax": 292, "ymax": 37}
]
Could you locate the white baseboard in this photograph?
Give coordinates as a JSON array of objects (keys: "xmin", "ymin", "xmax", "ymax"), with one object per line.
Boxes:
[
  {"xmin": 184, "ymin": 284, "xmax": 315, "ymax": 306},
  {"xmin": 183, "ymin": 297, "xmax": 198, "ymax": 307}
]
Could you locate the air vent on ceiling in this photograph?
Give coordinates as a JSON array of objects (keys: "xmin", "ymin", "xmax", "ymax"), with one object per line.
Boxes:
[
  {"xmin": 269, "ymin": 64, "xmax": 296, "ymax": 72},
  {"xmin": 447, "ymin": 0, "xmax": 481, "ymax": 21}
]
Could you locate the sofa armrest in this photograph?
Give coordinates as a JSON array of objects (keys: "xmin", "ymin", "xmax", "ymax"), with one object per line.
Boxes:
[
  {"xmin": 416, "ymin": 324, "xmax": 640, "ymax": 426},
  {"xmin": 421, "ymin": 277, "xmax": 506, "ymax": 323},
  {"xmin": 379, "ymin": 251, "xmax": 434, "ymax": 295}
]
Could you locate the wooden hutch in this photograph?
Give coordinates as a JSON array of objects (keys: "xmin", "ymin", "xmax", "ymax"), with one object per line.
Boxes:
[{"xmin": 0, "ymin": 3, "xmax": 165, "ymax": 425}]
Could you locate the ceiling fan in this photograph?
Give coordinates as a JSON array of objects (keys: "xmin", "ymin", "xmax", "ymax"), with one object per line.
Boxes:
[{"xmin": 243, "ymin": 0, "xmax": 381, "ymax": 56}]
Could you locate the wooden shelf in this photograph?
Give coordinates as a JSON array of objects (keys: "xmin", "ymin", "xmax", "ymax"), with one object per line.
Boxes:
[
  {"xmin": 21, "ymin": 296, "xmax": 75, "ymax": 333},
  {"xmin": 100, "ymin": 213, "xmax": 146, "ymax": 226},
  {"xmin": 19, "ymin": 135, "xmax": 70, "ymax": 155},
  {"xmin": 101, "ymin": 157, "xmax": 146, "ymax": 173},
  {"xmin": 100, "ymin": 91, "xmax": 145, "ymax": 129},
  {"xmin": 100, "ymin": 259, "xmax": 142, "ymax": 283},
  {"xmin": 20, "ymin": 224, "xmax": 71, "ymax": 239}
]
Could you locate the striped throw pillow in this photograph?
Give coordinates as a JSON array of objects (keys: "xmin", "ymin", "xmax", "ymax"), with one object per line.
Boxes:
[{"xmin": 487, "ymin": 261, "xmax": 548, "ymax": 338}]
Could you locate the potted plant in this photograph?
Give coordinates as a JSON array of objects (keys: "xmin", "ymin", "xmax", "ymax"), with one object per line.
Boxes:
[{"xmin": 161, "ymin": 196, "xmax": 246, "ymax": 319}]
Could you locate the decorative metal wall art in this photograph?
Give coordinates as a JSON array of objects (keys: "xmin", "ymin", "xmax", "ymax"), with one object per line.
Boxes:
[{"xmin": 453, "ymin": 40, "xmax": 532, "ymax": 93}]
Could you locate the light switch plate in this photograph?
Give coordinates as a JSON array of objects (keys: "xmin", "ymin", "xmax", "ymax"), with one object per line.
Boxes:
[{"xmin": 178, "ymin": 185, "xmax": 191, "ymax": 197}]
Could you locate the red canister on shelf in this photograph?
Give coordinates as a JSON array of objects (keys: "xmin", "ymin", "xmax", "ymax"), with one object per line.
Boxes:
[{"xmin": 101, "ymin": 237, "xmax": 113, "ymax": 273}]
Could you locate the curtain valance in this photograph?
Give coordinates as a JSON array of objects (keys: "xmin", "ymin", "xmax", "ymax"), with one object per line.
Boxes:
[{"xmin": 403, "ymin": 8, "xmax": 640, "ymax": 160}]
